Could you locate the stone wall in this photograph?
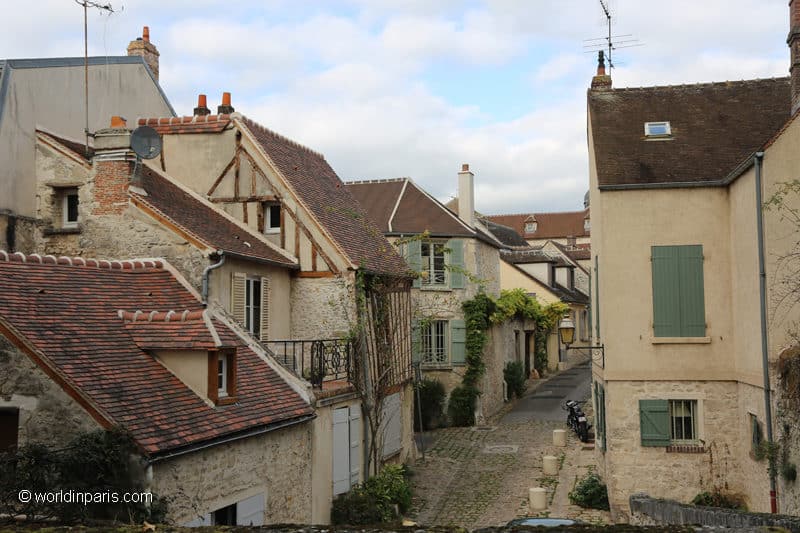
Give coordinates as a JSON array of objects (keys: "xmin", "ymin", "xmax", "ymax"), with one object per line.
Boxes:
[
  {"xmin": 776, "ymin": 378, "xmax": 800, "ymax": 516},
  {"xmin": 0, "ymin": 335, "xmax": 101, "ymax": 448},
  {"xmin": 0, "ymin": 212, "xmax": 37, "ymax": 254},
  {"xmin": 152, "ymin": 421, "xmax": 313, "ymax": 525},
  {"xmin": 290, "ymin": 275, "xmax": 355, "ymax": 339}
]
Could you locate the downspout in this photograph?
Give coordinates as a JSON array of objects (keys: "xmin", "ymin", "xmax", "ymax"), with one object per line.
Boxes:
[
  {"xmin": 754, "ymin": 151, "xmax": 777, "ymax": 513},
  {"xmin": 201, "ymin": 251, "xmax": 225, "ymax": 305}
]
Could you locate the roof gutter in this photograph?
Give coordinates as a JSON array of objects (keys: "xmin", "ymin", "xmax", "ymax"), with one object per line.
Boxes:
[
  {"xmin": 201, "ymin": 251, "xmax": 225, "ymax": 305},
  {"xmin": 754, "ymin": 151, "xmax": 778, "ymax": 513},
  {"xmin": 146, "ymin": 413, "xmax": 315, "ymax": 465}
]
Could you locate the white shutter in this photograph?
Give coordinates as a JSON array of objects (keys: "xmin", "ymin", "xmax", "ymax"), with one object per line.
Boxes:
[
  {"xmin": 236, "ymin": 493, "xmax": 265, "ymax": 526},
  {"xmin": 231, "ymin": 272, "xmax": 246, "ymax": 325},
  {"xmin": 349, "ymin": 407, "xmax": 361, "ymax": 487},
  {"xmin": 332, "ymin": 407, "xmax": 350, "ymax": 496},
  {"xmin": 381, "ymin": 393, "xmax": 402, "ymax": 458},
  {"xmin": 260, "ymin": 276, "xmax": 270, "ymax": 341}
]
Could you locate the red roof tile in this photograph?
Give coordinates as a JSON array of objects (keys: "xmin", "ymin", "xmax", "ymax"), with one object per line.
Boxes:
[
  {"xmin": 0, "ymin": 253, "xmax": 312, "ymax": 456},
  {"xmin": 487, "ymin": 210, "xmax": 590, "ymax": 240},
  {"xmin": 137, "ymin": 115, "xmax": 231, "ymax": 135}
]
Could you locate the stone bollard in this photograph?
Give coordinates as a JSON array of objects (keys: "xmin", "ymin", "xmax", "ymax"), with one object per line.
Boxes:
[
  {"xmin": 542, "ymin": 455, "xmax": 558, "ymax": 475},
  {"xmin": 553, "ymin": 429, "xmax": 567, "ymax": 447},
  {"xmin": 529, "ymin": 487, "xmax": 547, "ymax": 511}
]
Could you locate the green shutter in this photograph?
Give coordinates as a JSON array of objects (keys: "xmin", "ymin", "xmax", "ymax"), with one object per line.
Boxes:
[
  {"xmin": 599, "ymin": 384, "xmax": 607, "ymax": 451},
  {"xmin": 594, "ymin": 256, "xmax": 600, "ymax": 339},
  {"xmin": 678, "ymin": 245, "xmax": 706, "ymax": 337},
  {"xmin": 411, "ymin": 320, "xmax": 421, "ymax": 363},
  {"xmin": 639, "ymin": 399, "xmax": 670, "ymax": 447},
  {"xmin": 450, "ymin": 319, "xmax": 466, "ymax": 364},
  {"xmin": 448, "ymin": 239, "xmax": 465, "ymax": 289},
  {"xmin": 651, "ymin": 246, "xmax": 682, "ymax": 337},
  {"xmin": 406, "ymin": 239, "xmax": 422, "ymax": 289},
  {"xmin": 588, "ymin": 273, "xmax": 593, "ymax": 341}
]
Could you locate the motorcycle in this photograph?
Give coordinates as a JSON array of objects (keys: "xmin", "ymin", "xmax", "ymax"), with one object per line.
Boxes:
[{"xmin": 563, "ymin": 400, "xmax": 591, "ymax": 443}]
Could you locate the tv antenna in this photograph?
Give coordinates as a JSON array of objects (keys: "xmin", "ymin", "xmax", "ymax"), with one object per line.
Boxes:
[
  {"xmin": 583, "ymin": 0, "xmax": 643, "ymax": 69},
  {"xmin": 75, "ymin": 1, "xmax": 117, "ymax": 158}
]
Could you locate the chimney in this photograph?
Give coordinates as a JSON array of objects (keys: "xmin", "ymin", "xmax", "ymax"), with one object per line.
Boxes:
[
  {"xmin": 194, "ymin": 94, "xmax": 211, "ymax": 116},
  {"xmin": 127, "ymin": 26, "xmax": 160, "ymax": 81},
  {"xmin": 92, "ymin": 117, "xmax": 135, "ymax": 215},
  {"xmin": 591, "ymin": 50, "xmax": 612, "ymax": 91},
  {"xmin": 217, "ymin": 92, "xmax": 235, "ymax": 114},
  {"xmin": 458, "ymin": 163, "xmax": 475, "ymax": 229},
  {"xmin": 790, "ymin": 0, "xmax": 800, "ymax": 114}
]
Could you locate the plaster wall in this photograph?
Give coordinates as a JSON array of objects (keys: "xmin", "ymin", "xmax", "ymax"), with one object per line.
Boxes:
[{"xmin": 155, "ymin": 350, "xmax": 209, "ymax": 401}]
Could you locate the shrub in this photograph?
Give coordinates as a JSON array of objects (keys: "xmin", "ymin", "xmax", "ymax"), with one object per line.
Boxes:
[
  {"xmin": 692, "ymin": 490, "xmax": 747, "ymax": 510},
  {"xmin": 568, "ymin": 472, "xmax": 609, "ymax": 511},
  {"xmin": 414, "ymin": 378, "xmax": 446, "ymax": 430},
  {"xmin": 504, "ymin": 361, "xmax": 527, "ymax": 399},
  {"xmin": 364, "ymin": 464, "xmax": 412, "ymax": 515},
  {"xmin": 331, "ymin": 489, "xmax": 384, "ymax": 525},
  {"xmin": 782, "ymin": 462, "xmax": 798, "ymax": 482},
  {"xmin": 447, "ymin": 385, "xmax": 479, "ymax": 427},
  {"xmin": 331, "ymin": 464, "xmax": 413, "ymax": 525}
]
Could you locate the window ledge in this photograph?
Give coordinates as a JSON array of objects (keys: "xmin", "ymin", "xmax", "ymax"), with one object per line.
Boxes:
[
  {"xmin": 650, "ymin": 336, "xmax": 711, "ymax": 344},
  {"xmin": 43, "ymin": 226, "xmax": 82, "ymax": 236},
  {"xmin": 264, "ymin": 229, "xmax": 280, "ymax": 235},
  {"xmin": 667, "ymin": 444, "xmax": 705, "ymax": 453},
  {"xmin": 216, "ymin": 396, "xmax": 237, "ymax": 406},
  {"xmin": 419, "ymin": 286, "xmax": 451, "ymax": 292}
]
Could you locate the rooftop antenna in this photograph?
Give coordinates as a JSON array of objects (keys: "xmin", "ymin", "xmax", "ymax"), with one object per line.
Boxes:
[
  {"xmin": 74, "ymin": 0, "xmax": 116, "ymax": 158},
  {"xmin": 583, "ymin": 0, "xmax": 643, "ymax": 69}
]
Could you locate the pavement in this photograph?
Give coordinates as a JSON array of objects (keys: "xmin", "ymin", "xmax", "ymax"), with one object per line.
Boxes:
[{"xmin": 408, "ymin": 362, "xmax": 611, "ymax": 530}]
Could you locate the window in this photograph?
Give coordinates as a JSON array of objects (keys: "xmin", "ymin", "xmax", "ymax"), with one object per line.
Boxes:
[
  {"xmin": 63, "ymin": 190, "xmax": 79, "ymax": 227},
  {"xmin": 263, "ymin": 203, "xmax": 280, "ymax": 234},
  {"xmin": 525, "ymin": 221, "xmax": 537, "ymax": 233},
  {"xmin": 218, "ymin": 356, "xmax": 228, "ymax": 396},
  {"xmin": 584, "ymin": 217, "xmax": 590, "ymax": 232},
  {"xmin": 421, "ymin": 242, "xmax": 446, "ymax": 286},
  {"xmin": 421, "ymin": 320, "xmax": 448, "ymax": 363},
  {"xmin": 245, "ymin": 277, "xmax": 262, "ymax": 338},
  {"xmin": 213, "ymin": 503, "xmax": 237, "ymax": 525},
  {"xmin": 644, "ymin": 121, "xmax": 671, "ymax": 137},
  {"xmin": 669, "ymin": 399, "xmax": 697, "ymax": 443},
  {"xmin": 413, "ymin": 319, "xmax": 465, "ymax": 366},
  {"xmin": 640, "ymin": 399, "xmax": 701, "ymax": 447},
  {"xmin": 651, "ymin": 245, "xmax": 705, "ymax": 337},
  {"xmin": 750, "ymin": 413, "xmax": 763, "ymax": 454},
  {"xmin": 0, "ymin": 408, "xmax": 19, "ymax": 453},
  {"xmin": 209, "ymin": 350, "xmax": 236, "ymax": 404}
]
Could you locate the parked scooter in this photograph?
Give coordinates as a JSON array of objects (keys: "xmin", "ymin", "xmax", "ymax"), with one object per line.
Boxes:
[{"xmin": 563, "ymin": 400, "xmax": 591, "ymax": 443}]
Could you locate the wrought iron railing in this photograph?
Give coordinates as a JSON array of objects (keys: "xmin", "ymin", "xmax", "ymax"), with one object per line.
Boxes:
[{"xmin": 263, "ymin": 338, "xmax": 354, "ymax": 388}]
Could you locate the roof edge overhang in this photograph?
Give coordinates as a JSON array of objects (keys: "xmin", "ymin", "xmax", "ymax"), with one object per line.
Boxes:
[{"xmin": 221, "ymin": 250, "xmax": 300, "ymax": 270}]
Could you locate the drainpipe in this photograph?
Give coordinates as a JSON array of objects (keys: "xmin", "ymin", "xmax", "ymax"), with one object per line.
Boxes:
[
  {"xmin": 754, "ymin": 151, "xmax": 777, "ymax": 513},
  {"xmin": 201, "ymin": 251, "xmax": 225, "ymax": 305}
]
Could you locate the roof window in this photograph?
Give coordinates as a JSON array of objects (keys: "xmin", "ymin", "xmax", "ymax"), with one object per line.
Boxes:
[{"xmin": 644, "ymin": 121, "xmax": 671, "ymax": 137}]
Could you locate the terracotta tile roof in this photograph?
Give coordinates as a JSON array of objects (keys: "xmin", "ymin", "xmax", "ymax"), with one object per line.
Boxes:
[
  {"xmin": 120, "ymin": 310, "xmax": 223, "ymax": 350},
  {"xmin": 588, "ymin": 78, "xmax": 791, "ymax": 188},
  {"xmin": 239, "ymin": 117, "xmax": 408, "ymax": 276},
  {"xmin": 132, "ymin": 166, "xmax": 296, "ymax": 267},
  {"xmin": 0, "ymin": 253, "xmax": 313, "ymax": 456},
  {"xmin": 137, "ymin": 115, "xmax": 231, "ymax": 135},
  {"xmin": 487, "ymin": 210, "xmax": 590, "ymax": 240}
]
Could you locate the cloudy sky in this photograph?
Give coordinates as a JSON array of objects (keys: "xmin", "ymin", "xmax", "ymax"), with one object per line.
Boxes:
[{"xmin": 2, "ymin": 0, "xmax": 792, "ymax": 214}]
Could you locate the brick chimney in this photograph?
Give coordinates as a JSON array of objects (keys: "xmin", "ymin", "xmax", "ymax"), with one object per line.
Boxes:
[
  {"xmin": 458, "ymin": 163, "xmax": 475, "ymax": 229},
  {"xmin": 92, "ymin": 117, "xmax": 135, "ymax": 215},
  {"xmin": 127, "ymin": 26, "xmax": 160, "ymax": 81},
  {"xmin": 217, "ymin": 92, "xmax": 235, "ymax": 114},
  {"xmin": 194, "ymin": 94, "xmax": 211, "ymax": 116},
  {"xmin": 591, "ymin": 50, "xmax": 612, "ymax": 91},
  {"xmin": 790, "ymin": 0, "xmax": 800, "ymax": 114}
]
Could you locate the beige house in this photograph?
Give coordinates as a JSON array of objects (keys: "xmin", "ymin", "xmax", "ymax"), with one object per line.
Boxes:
[
  {"xmin": 587, "ymin": 4, "xmax": 800, "ymax": 518},
  {"xmin": 347, "ymin": 167, "xmax": 525, "ymax": 421}
]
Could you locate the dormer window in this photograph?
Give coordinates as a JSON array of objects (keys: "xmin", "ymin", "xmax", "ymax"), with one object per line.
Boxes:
[
  {"xmin": 525, "ymin": 221, "xmax": 537, "ymax": 233},
  {"xmin": 584, "ymin": 218, "xmax": 591, "ymax": 232},
  {"xmin": 644, "ymin": 121, "xmax": 671, "ymax": 137},
  {"xmin": 218, "ymin": 356, "xmax": 228, "ymax": 396},
  {"xmin": 209, "ymin": 349, "xmax": 237, "ymax": 405}
]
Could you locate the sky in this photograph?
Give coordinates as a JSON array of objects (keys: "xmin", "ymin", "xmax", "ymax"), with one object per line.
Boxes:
[{"xmin": 1, "ymin": 0, "xmax": 792, "ymax": 214}]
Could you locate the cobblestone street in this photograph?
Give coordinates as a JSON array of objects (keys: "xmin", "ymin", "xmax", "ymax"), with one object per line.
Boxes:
[{"xmin": 408, "ymin": 364, "xmax": 611, "ymax": 529}]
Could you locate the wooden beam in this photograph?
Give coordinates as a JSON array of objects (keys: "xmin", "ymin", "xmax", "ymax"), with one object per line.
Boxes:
[
  {"xmin": 206, "ymin": 148, "xmax": 239, "ymax": 197},
  {"xmin": 209, "ymin": 195, "xmax": 276, "ymax": 204},
  {"xmin": 294, "ymin": 271, "xmax": 335, "ymax": 278}
]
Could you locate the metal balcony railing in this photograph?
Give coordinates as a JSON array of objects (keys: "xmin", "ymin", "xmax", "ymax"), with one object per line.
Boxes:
[{"xmin": 263, "ymin": 338, "xmax": 354, "ymax": 388}]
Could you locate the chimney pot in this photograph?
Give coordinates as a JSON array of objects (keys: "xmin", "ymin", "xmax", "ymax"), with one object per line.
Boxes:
[
  {"xmin": 143, "ymin": 26, "xmax": 150, "ymax": 42},
  {"xmin": 127, "ymin": 25, "xmax": 160, "ymax": 81},
  {"xmin": 110, "ymin": 115, "xmax": 127, "ymax": 128},
  {"xmin": 591, "ymin": 51, "xmax": 612, "ymax": 91},
  {"xmin": 461, "ymin": 163, "xmax": 469, "ymax": 172},
  {"xmin": 217, "ymin": 92, "xmax": 235, "ymax": 115},
  {"xmin": 194, "ymin": 94, "xmax": 211, "ymax": 116}
]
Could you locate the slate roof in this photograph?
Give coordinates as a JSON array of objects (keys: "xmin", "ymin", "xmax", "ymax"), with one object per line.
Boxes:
[
  {"xmin": 588, "ymin": 77, "xmax": 791, "ymax": 188},
  {"xmin": 239, "ymin": 117, "xmax": 409, "ymax": 276},
  {"xmin": 346, "ymin": 178, "xmax": 501, "ymax": 247},
  {"xmin": 481, "ymin": 218, "xmax": 529, "ymax": 248},
  {"xmin": 131, "ymin": 166, "xmax": 297, "ymax": 267},
  {"xmin": 501, "ymin": 249, "xmax": 572, "ymax": 267},
  {"xmin": 486, "ymin": 210, "xmax": 590, "ymax": 240},
  {"xmin": 0, "ymin": 252, "xmax": 313, "ymax": 457},
  {"xmin": 551, "ymin": 283, "xmax": 590, "ymax": 305}
]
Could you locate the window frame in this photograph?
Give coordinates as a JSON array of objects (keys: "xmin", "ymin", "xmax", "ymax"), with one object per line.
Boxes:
[
  {"xmin": 218, "ymin": 355, "xmax": 228, "ymax": 397},
  {"xmin": 644, "ymin": 121, "xmax": 672, "ymax": 137},
  {"xmin": 420, "ymin": 241, "xmax": 447, "ymax": 288},
  {"xmin": 421, "ymin": 319, "xmax": 449, "ymax": 364},
  {"xmin": 244, "ymin": 277, "xmax": 262, "ymax": 338},
  {"xmin": 61, "ymin": 188, "xmax": 79, "ymax": 228},
  {"xmin": 524, "ymin": 221, "xmax": 537, "ymax": 233},
  {"xmin": 263, "ymin": 202, "xmax": 281, "ymax": 234},
  {"xmin": 668, "ymin": 399, "xmax": 698, "ymax": 444},
  {"xmin": 209, "ymin": 349, "xmax": 237, "ymax": 405}
]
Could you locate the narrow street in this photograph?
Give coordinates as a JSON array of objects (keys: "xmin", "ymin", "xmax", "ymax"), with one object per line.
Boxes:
[{"xmin": 409, "ymin": 362, "xmax": 610, "ymax": 529}]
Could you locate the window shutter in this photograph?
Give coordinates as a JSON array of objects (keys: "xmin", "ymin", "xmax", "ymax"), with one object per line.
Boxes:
[
  {"xmin": 349, "ymin": 407, "xmax": 361, "ymax": 487},
  {"xmin": 651, "ymin": 246, "xmax": 681, "ymax": 337},
  {"xmin": 678, "ymin": 245, "xmax": 706, "ymax": 337},
  {"xmin": 332, "ymin": 407, "xmax": 350, "ymax": 496},
  {"xmin": 448, "ymin": 239, "xmax": 465, "ymax": 289},
  {"xmin": 411, "ymin": 320, "xmax": 421, "ymax": 363},
  {"xmin": 406, "ymin": 239, "xmax": 422, "ymax": 289},
  {"xmin": 260, "ymin": 276, "xmax": 270, "ymax": 341},
  {"xmin": 450, "ymin": 319, "xmax": 466, "ymax": 364},
  {"xmin": 231, "ymin": 272, "xmax": 246, "ymax": 325},
  {"xmin": 639, "ymin": 399, "xmax": 670, "ymax": 447}
]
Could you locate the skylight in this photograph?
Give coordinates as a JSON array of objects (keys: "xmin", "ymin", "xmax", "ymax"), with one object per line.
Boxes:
[{"xmin": 645, "ymin": 121, "xmax": 671, "ymax": 137}]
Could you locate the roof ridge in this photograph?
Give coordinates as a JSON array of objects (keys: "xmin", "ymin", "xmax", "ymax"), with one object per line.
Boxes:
[
  {"xmin": 345, "ymin": 177, "xmax": 409, "ymax": 184},
  {"xmin": 240, "ymin": 115, "xmax": 325, "ymax": 160},
  {"xmin": 604, "ymin": 76, "xmax": 790, "ymax": 93},
  {"xmin": 118, "ymin": 309, "xmax": 206, "ymax": 323},
  {"xmin": 0, "ymin": 251, "xmax": 163, "ymax": 270},
  {"xmin": 138, "ymin": 114, "xmax": 232, "ymax": 126}
]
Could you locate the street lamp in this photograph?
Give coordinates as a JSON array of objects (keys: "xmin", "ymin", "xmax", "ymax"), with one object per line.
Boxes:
[{"xmin": 558, "ymin": 315, "xmax": 604, "ymax": 367}]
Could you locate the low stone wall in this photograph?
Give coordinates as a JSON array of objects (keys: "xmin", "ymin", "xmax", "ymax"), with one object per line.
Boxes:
[{"xmin": 629, "ymin": 494, "xmax": 800, "ymax": 533}]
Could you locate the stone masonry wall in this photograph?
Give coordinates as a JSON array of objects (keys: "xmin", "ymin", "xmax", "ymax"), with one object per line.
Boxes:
[
  {"xmin": 152, "ymin": 421, "xmax": 313, "ymax": 525},
  {"xmin": 290, "ymin": 275, "xmax": 356, "ymax": 340},
  {"xmin": 0, "ymin": 335, "xmax": 100, "ymax": 448},
  {"xmin": 603, "ymin": 380, "xmax": 746, "ymax": 522},
  {"xmin": 775, "ymin": 379, "xmax": 800, "ymax": 516}
]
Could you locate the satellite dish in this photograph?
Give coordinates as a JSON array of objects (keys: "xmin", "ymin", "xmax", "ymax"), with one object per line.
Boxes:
[{"xmin": 130, "ymin": 126, "xmax": 162, "ymax": 160}]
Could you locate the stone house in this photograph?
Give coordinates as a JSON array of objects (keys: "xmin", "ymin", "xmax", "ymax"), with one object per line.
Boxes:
[
  {"xmin": 0, "ymin": 252, "xmax": 315, "ymax": 526},
  {"xmin": 0, "ymin": 27, "xmax": 173, "ymax": 251},
  {"xmin": 346, "ymin": 166, "xmax": 524, "ymax": 421},
  {"xmin": 587, "ymin": 2, "xmax": 800, "ymax": 518}
]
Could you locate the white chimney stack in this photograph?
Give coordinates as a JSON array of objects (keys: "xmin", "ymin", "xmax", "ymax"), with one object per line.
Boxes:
[{"xmin": 458, "ymin": 163, "xmax": 475, "ymax": 228}]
